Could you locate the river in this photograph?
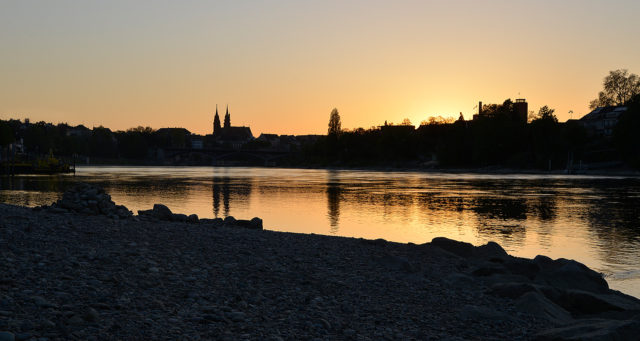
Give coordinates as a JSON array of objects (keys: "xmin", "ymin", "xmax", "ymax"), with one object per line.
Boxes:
[{"xmin": 2, "ymin": 166, "xmax": 640, "ymax": 298}]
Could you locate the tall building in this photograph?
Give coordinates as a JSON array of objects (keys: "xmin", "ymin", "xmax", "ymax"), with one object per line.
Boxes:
[
  {"xmin": 224, "ymin": 105, "xmax": 231, "ymax": 129},
  {"xmin": 213, "ymin": 105, "xmax": 221, "ymax": 135},
  {"xmin": 212, "ymin": 105, "xmax": 254, "ymax": 149},
  {"xmin": 513, "ymin": 98, "xmax": 528, "ymax": 123}
]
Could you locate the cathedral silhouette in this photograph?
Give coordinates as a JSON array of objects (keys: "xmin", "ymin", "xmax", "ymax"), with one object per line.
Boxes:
[{"xmin": 212, "ymin": 105, "xmax": 253, "ymax": 146}]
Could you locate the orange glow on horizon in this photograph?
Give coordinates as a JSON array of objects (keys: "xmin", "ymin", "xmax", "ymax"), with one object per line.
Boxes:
[{"xmin": 1, "ymin": 1, "xmax": 639, "ymax": 136}]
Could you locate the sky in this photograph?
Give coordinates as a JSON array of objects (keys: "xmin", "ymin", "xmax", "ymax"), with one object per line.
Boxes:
[{"xmin": 1, "ymin": 0, "xmax": 640, "ymax": 136}]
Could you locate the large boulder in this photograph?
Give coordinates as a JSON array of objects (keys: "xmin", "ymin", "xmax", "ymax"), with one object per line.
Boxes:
[
  {"xmin": 249, "ymin": 217, "xmax": 263, "ymax": 230},
  {"xmin": 151, "ymin": 204, "xmax": 173, "ymax": 221},
  {"xmin": 548, "ymin": 289, "xmax": 640, "ymax": 316},
  {"xmin": 187, "ymin": 214, "xmax": 199, "ymax": 223},
  {"xmin": 230, "ymin": 217, "xmax": 264, "ymax": 230},
  {"xmin": 430, "ymin": 237, "xmax": 509, "ymax": 261},
  {"xmin": 534, "ymin": 257, "xmax": 609, "ymax": 294},
  {"xmin": 430, "ymin": 237, "xmax": 474, "ymax": 258},
  {"xmin": 516, "ymin": 291, "xmax": 573, "ymax": 325}
]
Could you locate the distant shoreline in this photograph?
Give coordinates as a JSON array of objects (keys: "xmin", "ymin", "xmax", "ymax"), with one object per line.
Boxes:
[{"xmin": 73, "ymin": 162, "xmax": 640, "ymax": 178}]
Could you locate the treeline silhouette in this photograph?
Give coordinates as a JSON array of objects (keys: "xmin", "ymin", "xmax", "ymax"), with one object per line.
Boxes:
[
  {"xmin": 0, "ymin": 122, "xmax": 191, "ymax": 161},
  {"xmin": 1, "ymin": 95, "xmax": 639, "ymax": 169},
  {"xmin": 304, "ymin": 96, "xmax": 640, "ymax": 170}
]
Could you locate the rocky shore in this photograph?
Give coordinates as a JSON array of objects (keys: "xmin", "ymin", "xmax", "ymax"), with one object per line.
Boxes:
[{"xmin": 1, "ymin": 184, "xmax": 639, "ymax": 340}]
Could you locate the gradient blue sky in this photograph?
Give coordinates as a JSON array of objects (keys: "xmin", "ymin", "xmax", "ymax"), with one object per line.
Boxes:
[{"xmin": 1, "ymin": 0, "xmax": 639, "ymax": 135}]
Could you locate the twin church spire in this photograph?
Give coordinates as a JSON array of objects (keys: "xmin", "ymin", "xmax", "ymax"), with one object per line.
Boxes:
[{"xmin": 213, "ymin": 105, "xmax": 231, "ymax": 135}]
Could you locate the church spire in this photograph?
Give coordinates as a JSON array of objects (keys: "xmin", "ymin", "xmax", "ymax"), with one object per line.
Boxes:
[
  {"xmin": 213, "ymin": 104, "xmax": 221, "ymax": 134},
  {"xmin": 224, "ymin": 105, "xmax": 231, "ymax": 128}
]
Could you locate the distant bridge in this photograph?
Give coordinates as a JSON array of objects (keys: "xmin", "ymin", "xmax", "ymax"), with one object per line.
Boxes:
[{"xmin": 163, "ymin": 147, "xmax": 293, "ymax": 165}]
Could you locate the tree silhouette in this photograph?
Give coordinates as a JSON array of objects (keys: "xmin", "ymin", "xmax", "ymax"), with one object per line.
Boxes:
[
  {"xmin": 0, "ymin": 121, "xmax": 14, "ymax": 146},
  {"xmin": 328, "ymin": 108, "xmax": 341, "ymax": 136},
  {"xmin": 589, "ymin": 69, "xmax": 640, "ymax": 109},
  {"xmin": 532, "ymin": 105, "xmax": 558, "ymax": 123}
]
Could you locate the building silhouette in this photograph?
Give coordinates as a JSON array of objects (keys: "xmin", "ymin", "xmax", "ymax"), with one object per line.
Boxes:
[
  {"xmin": 513, "ymin": 99, "xmax": 528, "ymax": 123},
  {"xmin": 212, "ymin": 105, "xmax": 253, "ymax": 149},
  {"xmin": 473, "ymin": 98, "xmax": 528, "ymax": 123},
  {"xmin": 579, "ymin": 105, "xmax": 628, "ymax": 137}
]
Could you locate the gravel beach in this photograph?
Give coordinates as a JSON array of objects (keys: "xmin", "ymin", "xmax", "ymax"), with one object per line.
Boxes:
[{"xmin": 1, "ymin": 184, "xmax": 639, "ymax": 340}]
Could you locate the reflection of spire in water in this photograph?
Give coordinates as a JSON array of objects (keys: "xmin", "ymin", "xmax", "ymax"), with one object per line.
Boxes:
[
  {"xmin": 326, "ymin": 171, "xmax": 341, "ymax": 234},
  {"xmin": 211, "ymin": 176, "xmax": 253, "ymax": 218},
  {"xmin": 212, "ymin": 177, "xmax": 231, "ymax": 218},
  {"xmin": 212, "ymin": 183, "xmax": 221, "ymax": 218},
  {"xmin": 223, "ymin": 179, "xmax": 230, "ymax": 217}
]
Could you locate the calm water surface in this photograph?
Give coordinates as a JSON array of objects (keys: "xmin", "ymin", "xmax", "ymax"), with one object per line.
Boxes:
[{"xmin": 2, "ymin": 166, "xmax": 640, "ymax": 297}]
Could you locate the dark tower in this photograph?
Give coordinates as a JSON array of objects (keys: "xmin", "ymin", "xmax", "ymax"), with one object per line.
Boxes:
[
  {"xmin": 514, "ymin": 99, "xmax": 528, "ymax": 123},
  {"xmin": 213, "ymin": 105, "xmax": 221, "ymax": 135},
  {"xmin": 224, "ymin": 105, "xmax": 231, "ymax": 129}
]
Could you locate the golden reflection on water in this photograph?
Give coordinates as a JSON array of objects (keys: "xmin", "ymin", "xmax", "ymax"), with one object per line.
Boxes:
[{"xmin": 1, "ymin": 166, "xmax": 639, "ymax": 297}]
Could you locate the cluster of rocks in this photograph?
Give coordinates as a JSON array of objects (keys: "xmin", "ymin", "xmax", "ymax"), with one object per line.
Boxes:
[
  {"xmin": 137, "ymin": 204, "xmax": 263, "ymax": 230},
  {"xmin": 428, "ymin": 237, "xmax": 640, "ymax": 340},
  {"xmin": 35, "ymin": 183, "xmax": 263, "ymax": 230},
  {"xmin": 36, "ymin": 183, "xmax": 133, "ymax": 219}
]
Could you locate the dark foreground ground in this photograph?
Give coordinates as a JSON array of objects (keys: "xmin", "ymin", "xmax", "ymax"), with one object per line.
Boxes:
[{"xmin": 1, "ymin": 186, "xmax": 639, "ymax": 340}]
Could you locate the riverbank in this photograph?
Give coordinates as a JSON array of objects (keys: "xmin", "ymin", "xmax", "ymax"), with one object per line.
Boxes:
[{"xmin": 1, "ymin": 186, "xmax": 639, "ymax": 340}]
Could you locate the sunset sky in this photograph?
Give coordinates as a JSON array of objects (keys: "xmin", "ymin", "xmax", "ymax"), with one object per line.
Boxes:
[{"xmin": 1, "ymin": 0, "xmax": 640, "ymax": 136}]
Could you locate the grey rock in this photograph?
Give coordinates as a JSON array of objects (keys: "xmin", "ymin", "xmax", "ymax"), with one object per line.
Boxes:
[
  {"xmin": 430, "ymin": 237, "xmax": 474, "ymax": 257},
  {"xmin": 504, "ymin": 258, "xmax": 541, "ymax": 280},
  {"xmin": 152, "ymin": 204, "xmax": 173, "ymax": 220},
  {"xmin": 235, "ymin": 219, "xmax": 251, "ymax": 228},
  {"xmin": 83, "ymin": 307, "xmax": 100, "ymax": 322},
  {"xmin": 67, "ymin": 315, "xmax": 84, "ymax": 325},
  {"xmin": 515, "ymin": 291, "xmax": 573, "ymax": 324},
  {"xmin": 228, "ymin": 311, "xmax": 246, "ymax": 322},
  {"xmin": 249, "ymin": 217, "xmax": 263, "ymax": 229},
  {"xmin": 172, "ymin": 213, "xmax": 187, "ymax": 222},
  {"xmin": 116, "ymin": 206, "xmax": 132, "ymax": 218},
  {"xmin": 474, "ymin": 241, "xmax": 508, "ymax": 260},
  {"xmin": 137, "ymin": 209, "xmax": 154, "ymax": 216},
  {"xmin": 231, "ymin": 217, "xmax": 264, "ymax": 230},
  {"xmin": 33, "ymin": 296, "xmax": 56, "ymax": 308},
  {"xmin": 534, "ymin": 257, "xmax": 609, "ymax": 294},
  {"xmin": 552, "ymin": 289, "xmax": 639, "ymax": 315},
  {"xmin": 319, "ymin": 318, "xmax": 331, "ymax": 329},
  {"xmin": 39, "ymin": 319, "xmax": 55, "ymax": 328},
  {"xmin": 343, "ymin": 329, "xmax": 356, "ymax": 337}
]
